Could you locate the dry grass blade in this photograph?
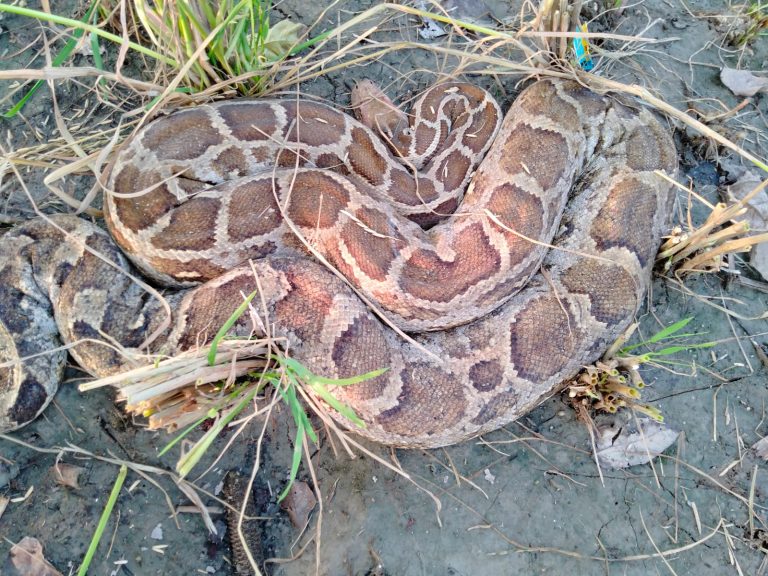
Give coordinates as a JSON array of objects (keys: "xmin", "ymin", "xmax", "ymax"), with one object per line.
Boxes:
[
  {"xmin": 529, "ymin": 0, "xmax": 586, "ymax": 61},
  {"xmin": 584, "ymin": 76, "xmax": 768, "ymax": 173}
]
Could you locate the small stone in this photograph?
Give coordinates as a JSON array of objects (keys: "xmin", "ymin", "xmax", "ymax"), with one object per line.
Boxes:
[{"xmin": 150, "ymin": 524, "xmax": 163, "ymax": 540}]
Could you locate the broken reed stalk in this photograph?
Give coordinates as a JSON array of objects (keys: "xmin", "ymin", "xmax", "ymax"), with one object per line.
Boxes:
[
  {"xmin": 534, "ymin": 0, "xmax": 583, "ymax": 57},
  {"xmin": 658, "ymin": 176, "xmax": 768, "ymax": 275},
  {"xmin": 79, "ymin": 338, "xmax": 274, "ymax": 431}
]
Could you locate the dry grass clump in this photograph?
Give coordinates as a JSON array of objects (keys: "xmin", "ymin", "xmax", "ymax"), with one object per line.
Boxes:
[
  {"xmin": 80, "ymin": 338, "xmax": 273, "ymax": 432},
  {"xmin": 657, "ymin": 177, "xmax": 768, "ymax": 277},
  {"xmin": 712, "ymin": 1, "xmax": 768, "ymax": 47},
  {"xmin": 567, "ymin": 358, "xmax": 662, "ymax": 421},
  {"xmin": 531, "ymin": 0, "xmax": 585, "ymax": 60}
]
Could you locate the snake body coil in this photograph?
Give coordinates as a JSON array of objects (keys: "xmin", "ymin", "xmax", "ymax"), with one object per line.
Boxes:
[{"xmin": 0, "ymin": 79, "xmax": 676, "ymax": 446}]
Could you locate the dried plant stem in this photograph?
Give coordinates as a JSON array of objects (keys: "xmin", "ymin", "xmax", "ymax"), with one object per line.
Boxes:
[{"xmin": 678, "ymin": 233, "xmax": 768, "ymax": 273}]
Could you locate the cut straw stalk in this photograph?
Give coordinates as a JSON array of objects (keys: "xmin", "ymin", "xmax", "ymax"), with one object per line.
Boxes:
[
  {"xmin": 79, "ymin": 339, "xmax": 272, "ymax": 429},
  {"xmin": 79, "ymin": 340, "xmax": 271, "ymax": 391},
  {"xmin": 658, "ymin": 206, "xmax": 749, "ymax": 261},
  {"xmin": 677, "ymin": 233, "xmax": 768, "ymax": 273},
  {"xmin": 120, "ymin": 358, "xmax": 264, "ymax": 405},
  {"xmin": 657, "ymin": 177, "xmax": 768, "ymax": 274}
]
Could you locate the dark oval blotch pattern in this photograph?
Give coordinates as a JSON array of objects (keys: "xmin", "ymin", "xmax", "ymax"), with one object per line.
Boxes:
[
  {"xmin": 469, "ymin": 359, "xmax": 505, "ymax": 392},
  {"xmin": 376, "ymin": 363, "xmax": 466, "ymax": 437}
]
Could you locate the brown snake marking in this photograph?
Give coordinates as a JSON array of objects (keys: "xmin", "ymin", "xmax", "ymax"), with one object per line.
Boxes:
[{"xmin": 0, "ymin": 79, "xmax": 677, "ymax": 446}]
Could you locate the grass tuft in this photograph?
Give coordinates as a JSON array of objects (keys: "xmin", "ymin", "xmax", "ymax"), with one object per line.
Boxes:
[
  {"xmin": 80, "ymin": 284, "xmax": 382, "ymax": 499},
  {"xmin": 99, "ymin": 0, "xmax": 310, "ymax": 93}
]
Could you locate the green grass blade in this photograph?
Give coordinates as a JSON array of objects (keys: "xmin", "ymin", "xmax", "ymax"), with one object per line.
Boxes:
[
  {"xmin": 620, "ymin": 317, "xmax": 695, "ymax": 353},
  {"xmin": 200, "ymin": 0, "xmax": 218, "ymax": 27},
  {"xmin": 176, "ymin": 383, "xmax": 262, "ymax": 477},
  {"xmin": 133, "ymin": 0, "xmax": 163, "ymax": 47},
  {"xmin": 646, "ymin": 342, "xmax": 717, "ymax": 357},
  {"xmin": 206, "ymin": 289, "xmax": 259, "ymax": 366},
  {"xmin": 310, "ymin": 368, "xmax": 389, "ymax": 387},
  {"xmin": 309, "ymin": 382, "xmax": 366, "ymax": 428},
  {"xmin": 645, "ymin": 317, "xmax": 694, "ymax": 344},
  {"xmin": 271, "ymin": 355, "xmax": 379, "ymax": 427},
  {"xmin": 224, "ymin": 15, "xmax": 250, "ymax": 63},
  {"xmin": 278, "ymin": 426, "xmax": 305, "ymax": 502},
  {"xmin": 77, "ymin": 464, "xmax": 127, "ymax": 576},
  {"xmin": 275, "ymin": 378, "xmax": 310, "ymax": 502},
  {"xmin": 276, "ymin": 355, "xmax": 387, "ymax": 386},
  {"xmin": 89, "ymin": 32, "xmax": 104, "ymax": 71},
  {"xmin": 158, "ymin": 409, "xmax": 218, "ymax": 457},
  {"xmin": 287, "ymin": 28, "xmax": 333, "ymax": 56},
  {"xmin": 0, "ymin": 4, "xmax": 176, "ymax": 65},
  {"xmin": 280, "ymin": 374, "xmax": 318, "ymax": 443},
  {"xmin": 3, "ymin": 3, "xmax": 99, "ymax": 118}
]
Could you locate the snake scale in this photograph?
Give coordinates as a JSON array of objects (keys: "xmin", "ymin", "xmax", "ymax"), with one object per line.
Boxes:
[{"xmin": 0, "ymin": 79, "xmax": 676, "ymax": 447}]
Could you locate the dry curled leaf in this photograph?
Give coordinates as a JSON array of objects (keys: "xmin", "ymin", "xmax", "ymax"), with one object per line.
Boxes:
[
  {"xmin": 596, "ymin": 418, "xmax": 680, "ymax": 469},
  {"xmin": 262, "ymin": 19, "xmax": 306, "ymax": 62},
  {"xmin": 51, "ymin": 463, "xmax": 83, "ymax": 489},
  {"xmin": 5, "ymin": 537, "xmax": 62, "ymax": 576},
  {"xmin": 720, "ymin": 67, "xmax": 768, "ymax": 97},
  {"xmin": 280, "ymin": 481, "xmax": 317, "ymax": 529},
  {"xmin": 752, "ymin": 437, "xmax": 768, "ymax": 460},
  {"xmin": 725, "ymin": 172, "xmax": 768, "ymax": 279}
]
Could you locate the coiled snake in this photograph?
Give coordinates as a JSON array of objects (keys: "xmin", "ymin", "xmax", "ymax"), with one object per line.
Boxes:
[{"xmin": 0, "ymin": 79, "xmax": 676, "ymax": 447}]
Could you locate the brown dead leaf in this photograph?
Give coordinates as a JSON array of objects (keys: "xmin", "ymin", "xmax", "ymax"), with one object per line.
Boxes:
[
  {"xmin": 51, "ymin": 463, "xmax": 83, "ymax": 489},
  {"xmin": 752, "ymin": 437, "xmax": 768, "ymax": 460},
  {"xmin": 720, "ymin": 67, "xmax": 768, "ymax": 97},
  {"xmin": 5, "ymin": 537, "xmax": 62, "ymax": 576},
  {"xmin": 596, "ymin": 418, "xmax": 680, "ymax": 469},
  {"xmin": 280, "ymin": 481, "xmax": 317, "ymax": 529}
]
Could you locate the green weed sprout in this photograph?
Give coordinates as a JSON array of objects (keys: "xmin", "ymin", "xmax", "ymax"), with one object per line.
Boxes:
[
  {"xmin": 77, "ymin": 465, "xmax": 128, "ymax": 576},
  {"xmin": 155, "ymin": 289, "xmax": 385, "ymax": 501},
  {"xmin": 735, "ymin": 2, "xmax": 768, "ymax": 46}
]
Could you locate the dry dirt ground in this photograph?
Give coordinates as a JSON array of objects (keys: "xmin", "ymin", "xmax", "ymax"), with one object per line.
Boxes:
[{"xmin": 2, "ymin": 1, "xmax": 768, "ymax": 575}]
